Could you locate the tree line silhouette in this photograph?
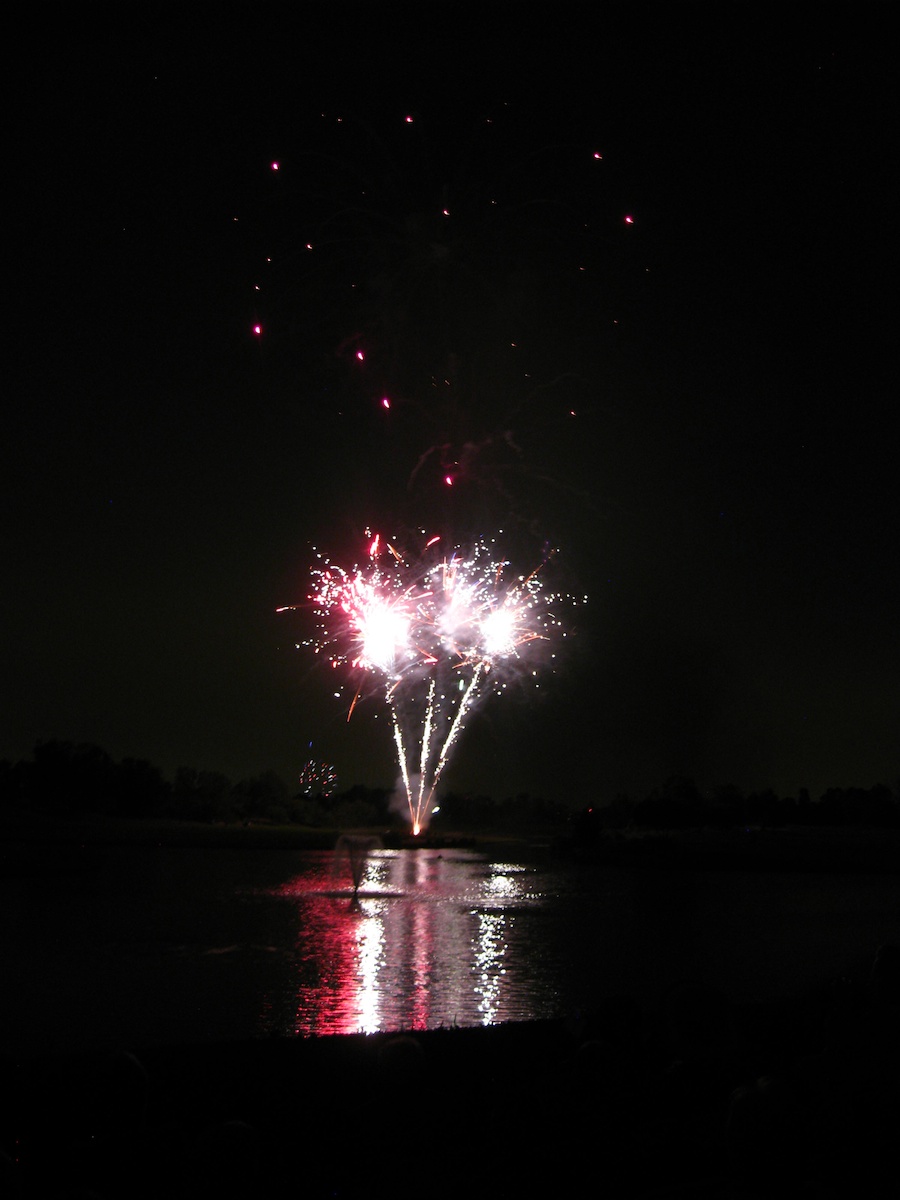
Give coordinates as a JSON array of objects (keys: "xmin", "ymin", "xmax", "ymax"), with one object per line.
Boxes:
[
  {"xmin": 574, "ymin": 774, "xmax": 900, "ymax": 836},
  {"xmin": 1, "ymin": 740, "xmax": 897, "ymax": 833}
]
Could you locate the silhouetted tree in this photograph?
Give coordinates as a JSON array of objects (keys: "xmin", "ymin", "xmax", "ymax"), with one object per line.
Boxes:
[
  {"xmin": 439, "ymin": 791, "xmax": 497, "ymax": 827},
  {"xmin": 566, "ymin": 804, "xmax": 607, "ymax": 843},
  {"xmin": 633, "ymin": 776, "xmax": 704, "ymax": 829},
  {"xmin": 796, "ymin": 787, "xmax": 813, "ymax": 824},
  {"xmin": 28, "ymin": 740, "xmax": 116, "ymax": 814},
  {"xmin": 327, "ymin": 784, "xmax": 383, "ymax": 828},
  {"xmin": 604, "ymin": 792, "xmax": 637, "ymax": 829},
  {"xmin": 173, "ymin": 767, "xmax": 234, "ymax": 822},
  {"xmin": 708, "ymin": 783, "xmax": 744, "ymax": 828},
  {"xmin": 818, "ymin": 785, "xmax": 899, "ymax": 828},
  {"xmin": 232, "ymin": 771, "xmax": 290, "ymax": 823},
  {"xmin": 0, "ymin": 759, "xmax": 17, "ymax": 806},
  {"xmin": 340, "ymin": 784, "xmax": 390, "ymax": 824},
  {"xmin": 116, "ymin": 757, "xmax": 170, "ymax": 817},
  {"xmin": 498, "ymin": 792, "xmax": 567, "ymax": 829},
  {"xmin": 746, "ymin": 788, "xmax": 784, "ymax": 828}
]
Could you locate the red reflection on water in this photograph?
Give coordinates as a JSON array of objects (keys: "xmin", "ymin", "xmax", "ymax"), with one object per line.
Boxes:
[
  {"xmin": 264, "ymin": 849, "xmax": 477, "ymax": 1035},
  {"xmin": 410, "ymin": 897, "xmax": 433, "ymax": 1029},
  {"xmin": 295, "ymin": 895, "xmax": 372, "ymax": 1035}
]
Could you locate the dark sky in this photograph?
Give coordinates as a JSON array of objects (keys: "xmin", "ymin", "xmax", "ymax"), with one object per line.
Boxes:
[{"xmin": 5, "ymin": 4, "xmax": 897, "ymax": 806}]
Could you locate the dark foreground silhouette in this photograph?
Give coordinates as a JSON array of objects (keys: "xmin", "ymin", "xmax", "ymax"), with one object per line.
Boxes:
[{"xmin": 3, "ymin": 944, "xmax": 900, "ymax": 1198}]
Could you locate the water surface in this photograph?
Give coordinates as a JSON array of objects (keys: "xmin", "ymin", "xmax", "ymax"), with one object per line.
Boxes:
[{"xmin": 3, "ymin": 843, "xmax": 899, "ymax": 1055}]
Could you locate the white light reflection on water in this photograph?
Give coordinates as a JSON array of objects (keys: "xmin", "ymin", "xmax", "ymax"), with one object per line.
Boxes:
[
  {"xmin": 350, "ymin": 897, "xmax": 385, "ymax": 1034},
  {"xmin": 484, "ymin": 862, "xmax": 529, "ymax": 899},
  {"xmin": 258, "ymin": 848, "xmax": 543, "ymax": 1036},
  {"xmin": 473, "ymin": 863, "xmax": 535, "ymax": 1024},
  {"xmin": 474, "ymin": 912, "xmax": 506, "ymax": 1024}
]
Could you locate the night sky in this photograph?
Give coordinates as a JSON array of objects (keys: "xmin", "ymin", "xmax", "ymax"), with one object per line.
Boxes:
[{"xmin": 5, "ymin": 4, "xmax": 897, "ymax": 808}]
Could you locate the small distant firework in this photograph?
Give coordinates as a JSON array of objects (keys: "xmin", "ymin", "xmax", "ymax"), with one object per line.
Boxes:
[
  {"xmin": 281, "ymin": 531, "xmax": 581, "ymax": 835},
  {"xmin": 298, "ymin": 756, "xmax": 337, "ymax": 797}
]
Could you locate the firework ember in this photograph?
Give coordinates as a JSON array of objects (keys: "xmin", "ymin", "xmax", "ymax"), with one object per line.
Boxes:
[{"xmin": 283, "ymin": 532, "xmax": 581, "ymax": 835}]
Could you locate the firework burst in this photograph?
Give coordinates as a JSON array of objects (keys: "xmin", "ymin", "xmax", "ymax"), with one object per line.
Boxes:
[
  {"xmin": 282, "ymin": 531, "xmax": 581, "ymax": 834},
  {"xmin": 298, "ymin": 755, "xmax": 337, "ymax": 797}
]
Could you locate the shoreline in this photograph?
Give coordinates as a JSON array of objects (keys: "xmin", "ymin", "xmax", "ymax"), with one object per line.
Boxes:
[
  {"xmin": 550, "ymin": 823, "xmax": 900, "ymax": 873},
  {"xmin": 5, "ymin": 812, "xmax": 900, "ymax": 872},
  {"xmin": 9, "ymin": 958, "xmax": 899, "ymax": 1198}
]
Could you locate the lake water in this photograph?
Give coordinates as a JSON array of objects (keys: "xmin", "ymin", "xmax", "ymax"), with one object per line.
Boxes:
[{"xmin": 3, "ymin": 842, "xmax": 900, "ymax": 1057}]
